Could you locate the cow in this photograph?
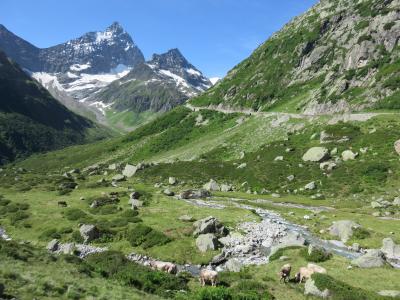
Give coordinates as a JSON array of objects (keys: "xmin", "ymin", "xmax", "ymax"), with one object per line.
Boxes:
[
  {"xmin": 57, "ymin": 201, "xmax": 68, "ymax": 207},
  {"xmin": 149, "ymin": 260, "xmax": 178, "ymax": 275},
  {"xmin": 278, "ymin": 264, "xmax": 292, "ymax": 283},
  {"xmin": 295, "ymin": 264, "xmax": 326, "ymax": 283},
  {"xmin": 199, "ymin": 269, "xmax": 218, "ymax": 287}
]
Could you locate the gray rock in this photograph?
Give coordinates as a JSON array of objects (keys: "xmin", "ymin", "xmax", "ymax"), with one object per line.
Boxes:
[
  {"xmin": 129, "ymin": 191, "xmax": 141, "ymax": 200},
  {"xmin": 163, "ymin": 189, "xmax": 175, "ymax": 196},
  {"xmin": 302, "ymin": 147, "xmax": 330, "ymax": 162},
  {"xmin": 220, "ymin": 184, "xmax": 233, "ymax": 192},
  {"xmin": 371, "ymin": 201, "xmax": 385, "ymax": 209},
  {"xmin": 378, "ymin": 290, "xmax": 400, "ymax": 298},
  {"xmin": 122, "ymin": 164, "xmax": 137, "ymax": 178},
  {"xmin": 108, "ymin": 163, "xmax": 118, "ymax": 170},
  {"xmin": 305, "ymin": 181, "xmax": 316, "ymax": 190},
  {"xmin": 341, "ymin": 150, "xmax": 358, "ymax": 161},
  {"xmin": 237, "ymin": 163, "xmax": 247, "ymax": 169},
  {"xmin": 79, "ymin": 224, "xmax": 100, "ymax": 244},
  {"xmin": 112, "ymin": 174, "xmax": 126, "ymax": 182},
  {"xmin": 178, "ymin": 215, "xmax": 195, "ymax": 222},
  {"xmin": 305, "ymin": 278, "xmax": 331, "ymax": 298},
  {"xmin": 47, "ymin": 239, "xmax": 60, "ymax": 251},
  {"xmin": 196, "ymin": 234, "xmax": 219, "ymax": 252},
  {"xmin": 193, "ymin": 216, "xmax": 228, "ymax": 237},
  {"xmin": 381, "ymin": 238, "xmax": 400, "ymax": 263},
  {"xmin": 203, "ymin": 179, "xmax": 220, "ymax": 191},
  {"xmin": 60, "ymin": 243, "xmax": 76, "ymax": 255},
  {"xmin": 225, "ymin": 258, "xmax": 243, "ymax": 272},
  {"xmin": 320, "ymin": 161, "xmax": 337, "ymax": 171},
  {"xmin": 308, "ymin": 244, "xmax": 330, "ymax": 259},
  {"xmin": 274, "ymin": 156, "xmax": 284, "ymax": 161},
  {"xmin": 329, "ymin": 220, "xmax": 360, "ymax": 242},
  {"xmin": 351, "ymin": 249, "xmax": 386, "ymax": 268},
  {"xmin": 392, "ymin": 197, "xmax": 400, "ymax": 206},
  {"xmin": 169, "ymin": 177, "xmax": 177, "ymax": 185},
  {"xmin": 180, "ymin": 189, "xmax": 211, "ymax": 199},
  {"xmin": 394, "ymin": 140, "xmax": 400, "ymax": 155},
  {"xmin": 269, "ymin": 232, "xmax": 306, "ymax": 256},
  {"xmin": 287, "ymin": 175, "xmax": 295, "ymax": 182}
]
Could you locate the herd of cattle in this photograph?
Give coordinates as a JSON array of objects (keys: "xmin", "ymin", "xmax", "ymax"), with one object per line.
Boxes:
[{"xmin": 149, "ymin": 259, "xmax": 325, "ymax": 287}]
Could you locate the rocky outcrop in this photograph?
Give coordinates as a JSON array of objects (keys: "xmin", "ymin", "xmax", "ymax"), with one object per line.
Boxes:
[
  {"xmin": 329, "ymin": 220, "xmax": 360, "ymax": 243},
  {"xmin": 381, "ymin": 238, "xmax": 400, "ymax": 266},
  {"xmin": 79, "ymin": 225, "xmax": 100, "ymax": 244},
  {"xmin": 196, "ymin": 234, "xmax": 220, "ymax": 252},
  {"xmin": 193, "ymin": 216, "xmax": 228, "ymax": 237},
  {"xmin": 305, "ymin": 278, "xmax": 331, "ymax": 299},
  {"xmin": 180, "ymin": 189, "xmax": 211, "ymax": 199},
  {"xmin": 351, "ymin": 249, "xmax": 386, "ymax": 268}
]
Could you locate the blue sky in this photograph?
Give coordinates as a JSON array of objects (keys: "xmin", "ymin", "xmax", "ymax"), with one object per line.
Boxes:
[{"xmin": 0, "ymin": 0, "xmax": 317, "ymax": 78}]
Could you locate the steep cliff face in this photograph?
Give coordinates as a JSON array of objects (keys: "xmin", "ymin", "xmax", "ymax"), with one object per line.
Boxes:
[{"xmin": 191, "ymin": 0, "xmax": 400, "ymax": 114}]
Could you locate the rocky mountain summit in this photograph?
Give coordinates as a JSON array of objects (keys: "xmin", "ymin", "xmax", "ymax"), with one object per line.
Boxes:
[
  {"xmin": 192, "ymin": 0, "xmax": 400, "ymax": 114},
  {"xmin": 92, "ymin": 49, "xmax": 212, "ymax": 113},
  {"xmin": 0, "ymin": 24, "xmax": 211, "ymax": 122}
]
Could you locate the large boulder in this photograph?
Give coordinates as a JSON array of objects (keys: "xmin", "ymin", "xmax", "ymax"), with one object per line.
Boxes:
[
  {"xmin": 351, "ymin": 249, "xmax": 386, "ymax": 268},
  {"xmin": 329, "ymin": 220, "xmax": 360, "ymax": 242},
  {"xmin": 47, "ymin": 239, "xmax": 60, "ymax": 252},
  {"xmin": 225, "ymin": 258, "xmax": 243, "ymax": 272},
  {"xmin": 122, "ymin": 164, "xmax": 137, "ymax": 178},
  {"xmin": 381, "ymin": 238, "xmax": 400, "ymax": 264},
  {"xmin": 203, "ymin": 179, "xmax": 220, "ymax": 191},
  {"xmin": 220, "ymin": 184, "xmax": 233, "ymax": 192},
  {"xmin": 305, "ymin": 181, "xmax": 316, "ymax": 190},
  {"xmin": 169, "ymin": 177, "xmax": 177, "ymax": 185},
  {"xmin": 112, "ymin": 174, "xmax": 126, "ymax": 182},
  {"xmin": 60, "ymin": 243, "xmax": 76, "ymax": 255},
  {"xmin": 342, "ymin": 150, "xmax": 358, "ymax": 161},
  {"xmin": 304, "ymin": 278, "xmax": 331, "ymax": 299},
  {"xmin": 193, "ymin": 216, "xmax": 228, "ymax": 237},
  {"xmin": 268, "ymin": 232, "xmax": 306, "ymax": 256},
  {"xmin": 196, "ymin": 234, "xmax": 219, "ymax": 252},
  {"xmin": 180, "ymin": 189, "xmax": 211, "ymax": 199},
  {"xmin": 394, "ymin": 140, "xmax": 400, "ymax": 155},
  {"xmin": 392, "ymin": 197, "xmax": 400, "ymax": 206},
  {"xmin": 79, "ymin": 224, "xmax": 100, "ymax": 244},
  {"xmin": 302, "ymin": 147, "xmax": 330, "ymax": 162}
]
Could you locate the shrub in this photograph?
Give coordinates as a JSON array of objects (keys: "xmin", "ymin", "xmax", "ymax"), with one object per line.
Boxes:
[
  {"xmin": 126, "ymin": 224, "xmax": 171, "ymax": 248},
  {"xmin": 39, "ymin": 228, "xmax": 62, "ymax": 240},
  {"xmin": 0, "ymin": 197, "xmax": 11, "ymax": 206},
  {"xmin": 193, "ymin": 287, "xmax": 233, "ymax": 300},
  {"xmin": 352, "ymin": 227, "xmax": 371, "ymax": 240},
  {"xmin": 9, "ymin": 211, "xmax": 30, "ymax": 225},
  {"xmin": 64, "ymin": 208, "xmax": 89, "ymax": 221},
  {"xmin": 85, "ymin": 251, "xmax": 187, "ymax": 297},
  {"xmin": 300, "ymin": 247, "xmax": 331, "ymax": 263},
  {"xmin": 312, "ymin": 273, "xmax": 382, "ymax": 300}
]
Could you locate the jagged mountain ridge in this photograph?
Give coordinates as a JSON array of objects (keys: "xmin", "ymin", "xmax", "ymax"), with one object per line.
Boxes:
[
  {"xmin": 92, "ymin": 49, "xmax": 212, "ymax": 113},
  {"xmin": 0, "ymin": 23, "xmax": 211, "ymax": 124},
  {"xmin": 191, "ymin": 0, "xmax": 400, "ymax": 114},
  {"xmin": 0, "ymin": 50, "xmax": 108, "ymax": 164}
]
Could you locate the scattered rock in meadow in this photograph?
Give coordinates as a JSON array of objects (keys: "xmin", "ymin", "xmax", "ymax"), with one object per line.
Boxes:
[
  {"xmin": 163, "ymin": 189, "xmax": 175, "ymax": 196},
  {"xmin": 329, "ymin": 220, "xmax": 360, "ymax": 242},
  {"xmin": 302, "ymin": 147, "xmax": 330, "ymax": 162},
  {"xmin": 351, "ymin": 249, "xmax": 386, "ymax": 268},
  {"xmin": 305, "ymin": 181, "xmax": 316, "ymax": 190},
  {"xmin": 305, "ymin": 278, "xmax": 331, "ymax": 298},
  {"xmin": 341, "ymin": 150, "xmax": 358, "ymax": 161},
  {"xmin": 203, "ymin": 179, "xmax": 220, "ymax": 191},
  {"xmin": 112, "ymin": 174, "xmax": 126, "ymax": 182},
  {"xmin": 169, "ymin": 177, "xmax": 177, "ymax": 185},
  {"xmin": 79, "ymin": 224, "xmax": 100, "ymax": 244},
  {"xmin": 196, "ymin": 233, "xmax": 219, "ymax": 252},
  {"xmin": 47, "ymin": 239, "xmax": 60, "ymax": 252},
  {"xmin": 122, "ymin": 164, "xmax": 137, "ymax": 178}
]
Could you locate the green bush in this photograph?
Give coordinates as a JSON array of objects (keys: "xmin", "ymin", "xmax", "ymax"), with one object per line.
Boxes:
[
  {"xmin": 9, "ymin": 211, "xmax": 30, "ymax": 225},
  {"xmin": 126, "ymin": 224, "xmax": 171, "ymax": 248},
  {"xmin": 84, "ymin": 251, "xmax": 187, "ymax": 297},
  {"xmin": 0, "ymin": 197, "xmax": 11, "ymax": 206},
  {"xmin": 39, "ymin": 228, "xmax": 62, "ymax": 240},
  {"xmin": 352, "ymin": 227, "xmax": 371, "ymax": 240},
  {"xmin": 312, "ymin": 273, "xmax": 384, "ymax": 300},
  {"xmin": 383, "ymin": 22, "xmax": 395, "ymax": 30},
  {"xmin": 300, "ymin": 247, "xmax": 331, "ymax": 263},
  {"xmin": 193, "ymin": 287, "xmax": 233, "ymax": 300},
  {"xmin": 64, "ymin": 208, "xmax": 89, "ymax": 222}
]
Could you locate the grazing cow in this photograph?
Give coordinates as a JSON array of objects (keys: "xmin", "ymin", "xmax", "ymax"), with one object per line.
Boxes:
[
  {"xmin": 149, "ymin": 260, "xmax": 178, "ymax": 274},
  {"xmin": 57, "ymin": 201, "xmax": 68, "ymax": 207},
  {"xmin": 199, "ymin": 269, "xmax": 218, "ymax": 287},
  {"xmin": 295, "ymin": 267, "xmax": 314, "ymax": 283},
  {"xmin": 278, "ymin": 264, "xmax": 292, "ymax": 283}
]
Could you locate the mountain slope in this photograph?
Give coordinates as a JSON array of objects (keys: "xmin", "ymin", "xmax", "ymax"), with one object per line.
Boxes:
[
  {"xmin": 0, "ymin": 51, "xmax": 109, "ymax": 164},
  {"xmin": 191, "ymin": 0, "xmax": 400, "ymax": 114},
  {"xmin": 92, "ymin": 49, "xmax": 212, "ymax": 114}
]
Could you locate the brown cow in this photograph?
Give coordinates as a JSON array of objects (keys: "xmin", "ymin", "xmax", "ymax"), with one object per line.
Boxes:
[
  {"xmin": 149, "ymin": 260, "xmax": 178, "ymax": 274},
  {"xmin": 278, "ymin": 264, "xmax": 292, "ymax": 283}
]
